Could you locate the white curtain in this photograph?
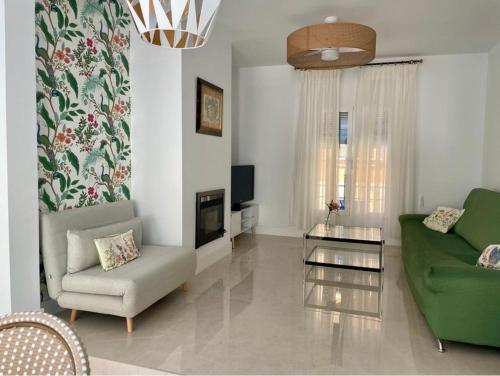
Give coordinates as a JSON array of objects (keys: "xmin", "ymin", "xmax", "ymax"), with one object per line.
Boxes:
[
  {"xmin": 345, "ymin": 64, "xmax": 417, "ymax": 242},
  {"xmin": 290, "ymin": 70, "xmax": 341, "ymax": 230}
]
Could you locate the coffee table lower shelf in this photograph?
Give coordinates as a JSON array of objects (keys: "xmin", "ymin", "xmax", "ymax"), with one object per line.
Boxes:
[
  {"xmin": 304, "ymin": 245, "xmax": 383, "ymax": 273},
  {"xmin": 303, "ymin": 266, "xmax": 382, "ymax": 318}
]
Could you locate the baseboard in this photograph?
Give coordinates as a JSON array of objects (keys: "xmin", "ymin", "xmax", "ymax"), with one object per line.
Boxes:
[
  {"xmin": 195, "ymin": 238, "xmax": 232, "ymax": 275},
  {"xmin": 254, "ymin": 225, "xmax": 304, "ymax": 238}
]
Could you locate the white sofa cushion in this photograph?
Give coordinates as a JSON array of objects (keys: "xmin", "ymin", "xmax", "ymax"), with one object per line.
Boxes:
[
  {"xmin": 66, "ymin": 217, "xmax": 142, "ymax": 274},
  {"xmin": 41, "ymin": 201, "xmax": 136, "ymax": 300}
]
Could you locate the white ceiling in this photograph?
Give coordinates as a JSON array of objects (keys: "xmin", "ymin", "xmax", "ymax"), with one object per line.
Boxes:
[{"xmin": 215, "ymin": 0, "xmax": 500, "ymax": 67}]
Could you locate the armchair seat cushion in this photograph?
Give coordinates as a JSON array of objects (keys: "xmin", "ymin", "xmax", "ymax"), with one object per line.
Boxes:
[{"xmin": 60, "ymin": 245, "xmax": 196, "ymax": 317}]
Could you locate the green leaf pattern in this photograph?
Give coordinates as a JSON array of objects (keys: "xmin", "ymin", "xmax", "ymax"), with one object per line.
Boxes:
[{"xmin": 35, "ymin": 0, "xmax": 131, "ymax": 212}]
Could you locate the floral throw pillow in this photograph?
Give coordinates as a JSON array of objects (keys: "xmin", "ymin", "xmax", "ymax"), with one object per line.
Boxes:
[
  {"xmin": 422, "ymin": 207, "xmax": 465, "ymax": 234},
  {"xmin": 477, "ymin": 245, "xmax": 500, "ymax": 270},
  {"xmin": 94, "ymin": 230, "xmax": 140, "ymax": 271}
]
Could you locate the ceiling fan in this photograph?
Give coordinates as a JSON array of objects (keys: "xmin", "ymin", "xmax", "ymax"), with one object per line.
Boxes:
[{"xmin": 287, "ymin": 16, "xmax": 376, "ymax": 69}]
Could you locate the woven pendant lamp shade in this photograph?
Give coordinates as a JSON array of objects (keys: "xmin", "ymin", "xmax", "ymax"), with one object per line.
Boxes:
[
  {"xmin": 126, "ymin": 0, "xmax": 221, "ymax": 49},
  {"xmin": 287, "ymin": 21, "xmax": 376, "ymax": 69}
]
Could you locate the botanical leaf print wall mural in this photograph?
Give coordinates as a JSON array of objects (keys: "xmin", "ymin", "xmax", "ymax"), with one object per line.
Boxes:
[{"xmin": 35, "ymin": 0, "xmax": 131, "ymax": 213}]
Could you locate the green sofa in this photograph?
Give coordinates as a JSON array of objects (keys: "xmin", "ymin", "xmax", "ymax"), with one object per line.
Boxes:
[{"xmin": 400, "ymin": 188, "xmax": 500, "ymax": 351}]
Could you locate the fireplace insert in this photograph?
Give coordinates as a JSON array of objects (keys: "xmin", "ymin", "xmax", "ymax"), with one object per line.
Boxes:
[{"xmin": 195, "ymin": 189, "xmax": 225, "ymax": 249}]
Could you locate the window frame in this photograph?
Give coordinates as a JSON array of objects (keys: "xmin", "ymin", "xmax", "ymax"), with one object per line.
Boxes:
[{"xmin": 337, "ymin": 110, "xmax": 352, "ymax": 213}]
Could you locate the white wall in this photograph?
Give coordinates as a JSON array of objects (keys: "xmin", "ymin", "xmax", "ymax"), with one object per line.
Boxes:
[
  {"xmin": 131, "ymin": 27, "xmax": 232, "ymax": 273},
  {"xmin": 236, "ymin": 66, "xmax": 300, "ymax": 236},
  {"xmin": 482, "ymin": 42, "xmax": 500, "ymax": 189},
  {"xmin": 182, "ymin": 28, "xmax": 232, "ymax": 273},
  {"xmin": 416, "ymin": 54, "xmax": 488, "ymax": 212},
  {"xmin": 0, "ymin": 0, "xmax": 11, "ymax": 313},
  {"xmin": 231, "ymin": 67, "xmax": 240, "ymax": 163},
  {"xmin": 234, "ymin": 54, "xmax": 488, "ymax": 237},
  {"xmin": 0, "ymin": 0, "xmax": 40, "ymax": 314},
  {"xmin": 131, "ymin": 33, "xmax": 184, "ymax": 246}
]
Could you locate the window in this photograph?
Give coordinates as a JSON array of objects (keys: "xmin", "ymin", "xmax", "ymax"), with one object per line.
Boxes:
[
  {"xmin": 317, "ymin": 111, "xmax": 349, "ymax": 211},
  {"xmin": 317, "ymin": 111, "xmax": 387, "ymax": 217},
  {"xmin": 337, "ymin": 112, "xmax": 349, "ymax": 210},
  {"xmin": 317, "ymin": 111, "xmax": 337, "ymax": 209}
]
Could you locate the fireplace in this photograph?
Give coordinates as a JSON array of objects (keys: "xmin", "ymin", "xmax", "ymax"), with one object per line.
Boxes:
[{"xmin": 195, "ymin": 189, "xmax": 225, "ymax": 249}]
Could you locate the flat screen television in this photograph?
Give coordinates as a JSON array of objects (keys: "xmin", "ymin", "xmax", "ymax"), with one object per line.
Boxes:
[{"xmin": 231, "ymin": 165, "xmax": 254, "ymax": 210}]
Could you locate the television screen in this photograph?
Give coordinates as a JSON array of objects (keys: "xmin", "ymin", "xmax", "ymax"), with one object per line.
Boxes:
[{"xmin": 231, "ymin": 165, "xmax": 254, "ymax": 208}]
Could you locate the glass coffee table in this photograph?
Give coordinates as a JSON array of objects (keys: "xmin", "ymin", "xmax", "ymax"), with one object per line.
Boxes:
[{"xmin": 303, "ymin": 224, "xmax": 384, "ymax": 318}]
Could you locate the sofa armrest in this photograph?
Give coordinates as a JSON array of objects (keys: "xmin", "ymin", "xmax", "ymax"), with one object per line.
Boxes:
[
  {"xmin": 399, "ymin": 214, "xmax": 428, "ymax": 225},
  {"xmin": 424, "ymin": 264, "xmax": 500, "ymax": 293}
]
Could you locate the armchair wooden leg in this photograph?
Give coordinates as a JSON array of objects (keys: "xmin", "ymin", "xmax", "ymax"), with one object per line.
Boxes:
[
  {"xmin": 126, "ymin": 317, "xmax": 134, "ymax": 333},
  {"xmin": 70, "ymin": 309, "xmax": 78, "ymax": 322},
  {"xmin": 181, "ymin": 282, "xmax": 188, "ymax": 292}
]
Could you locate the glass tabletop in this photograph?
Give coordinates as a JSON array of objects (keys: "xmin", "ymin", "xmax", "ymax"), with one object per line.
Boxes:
[{"xmin": 305, "ymin": 224, "xmax": 383, "ymax": 244}]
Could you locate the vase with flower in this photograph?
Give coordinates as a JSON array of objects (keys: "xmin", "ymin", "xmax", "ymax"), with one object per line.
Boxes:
[{"xmin": 325, "ymin": 200, "xmax": 340, "ymax": 229}]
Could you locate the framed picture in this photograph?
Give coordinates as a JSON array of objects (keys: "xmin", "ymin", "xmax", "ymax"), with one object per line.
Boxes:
[{"xmin": 196, "ymin": 78, "xmax": 223, "ymax": 137}]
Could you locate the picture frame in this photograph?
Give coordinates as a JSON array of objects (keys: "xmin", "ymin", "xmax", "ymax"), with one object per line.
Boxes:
[{"xmin": 196, "ymin": 78, "xmax": 223, "ymax": 137}]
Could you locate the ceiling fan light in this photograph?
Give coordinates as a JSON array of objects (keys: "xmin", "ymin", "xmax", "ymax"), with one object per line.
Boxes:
[
  {"xmin": 321, "ymin": 49, "xmax": 339, "ymax": 61},
  {"xmin": 126, "ymin": 0, "xmax": 222, "ymax": 49},
  {"xmin": 324, "ymin": 16, "xmax": 338, "ymax": 24}
]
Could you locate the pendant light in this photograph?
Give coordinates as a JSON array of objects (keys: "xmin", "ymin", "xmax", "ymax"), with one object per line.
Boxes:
[{"xmin": 126, "ymin": 0, "xmax": 222, "ymax": 49}]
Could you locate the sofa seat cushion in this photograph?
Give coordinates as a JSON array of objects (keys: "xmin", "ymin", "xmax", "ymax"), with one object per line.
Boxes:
[{"xmin": 62, "ymin": 245, "xmax": 194, "ymax": 298}]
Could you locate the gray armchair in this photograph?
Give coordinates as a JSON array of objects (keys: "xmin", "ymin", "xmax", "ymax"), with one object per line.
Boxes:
[{"xmin": 40, "ymin": 201, "xmax": 196, "ymax": 332}]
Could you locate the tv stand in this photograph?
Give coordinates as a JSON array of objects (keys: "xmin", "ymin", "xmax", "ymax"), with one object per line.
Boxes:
[
  {"xmin": 231, "ymin": 203, "xmax": 251, "ymax": 211},
  {"xmin": 230, "ymin": 204, "xmax": 259, "ymax": 249}
]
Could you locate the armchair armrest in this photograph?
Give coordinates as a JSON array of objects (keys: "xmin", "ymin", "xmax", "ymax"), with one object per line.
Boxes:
[{"xmin": 424, "ymin": 264, "xmax": 500, "ymax": 293}]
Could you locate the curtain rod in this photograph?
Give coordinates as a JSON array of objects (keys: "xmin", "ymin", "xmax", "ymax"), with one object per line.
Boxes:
[
  {"xmin": 294, "ymin": 59, "xmax": 423, "ymax": 70},
  {"xmin": 364, "ymin": 59, "xmax": 423, "ymax": 67}
]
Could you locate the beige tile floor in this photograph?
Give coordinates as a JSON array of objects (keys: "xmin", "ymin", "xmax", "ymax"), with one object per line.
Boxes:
[
  {"xmin": 66, "ymin": 234, "xmax": 500, "ymax": 374},
  {"xmin": 89, "ymin": 356, "xmax": 169, "ymax": 375}
]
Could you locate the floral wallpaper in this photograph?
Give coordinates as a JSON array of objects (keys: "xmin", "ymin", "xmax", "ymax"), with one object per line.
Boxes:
[
  {"xmin": 35, "ymin": 0, "xmax": 131, "ymax": 213},
  {"xmin": 35, "ymin": 0, "xmax": 131, "ymax": 302}
]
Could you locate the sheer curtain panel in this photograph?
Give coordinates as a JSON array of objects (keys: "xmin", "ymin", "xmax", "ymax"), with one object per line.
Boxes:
[
  {"xmin": 347, "ymin": 64, "xmax": 417, "ymax": 242},
  {"xmin": 290, "ymin": 70, "xmax": 341, "ymax": 230}
]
